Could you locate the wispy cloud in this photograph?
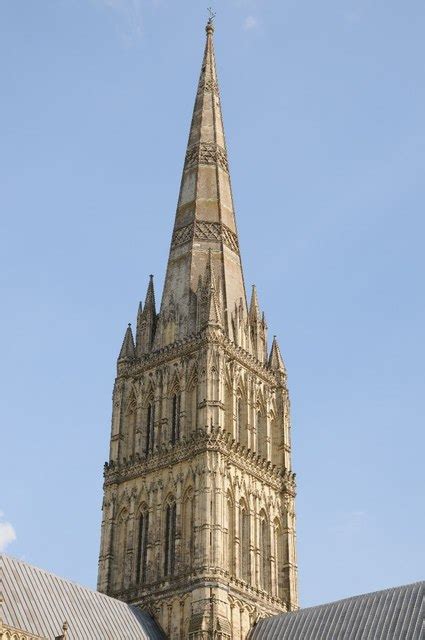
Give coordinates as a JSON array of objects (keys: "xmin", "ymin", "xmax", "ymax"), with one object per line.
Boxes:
[
  {"xmin": 0, "ymin": 511, "xmax": 16, "ymax": 552},
  {"xmin": 243, "ymin": 15, "xmax": 259, "ymax": 31}
]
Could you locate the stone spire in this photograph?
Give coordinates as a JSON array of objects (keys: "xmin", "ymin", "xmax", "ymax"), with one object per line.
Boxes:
[
  {"xmin": 269, "ymin": 335, "xmax": 286, "ymax": 374},
  {"xmin": 136, "ymin": 275, "xmax": 157, "ymax": 355},
  {"xmin": 118, "ymin": 323, "xmax": 135, "ymax": 361},
  {"xmin": 158, "ymin": 18, "xmax": 247, "ymax": 343}
]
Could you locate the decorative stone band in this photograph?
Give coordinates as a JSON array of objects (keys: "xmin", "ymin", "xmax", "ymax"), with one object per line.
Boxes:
[
  {"xmin": 184, "ymin": 141, "xmax": 229, "ymax": 173},
  {"xmin": 171, "ymin": 220, "xmax": 239, "ymax": 253},
  {"xmin": 198, "ymin": 77, "xmax": 220, "ymax": 96}
]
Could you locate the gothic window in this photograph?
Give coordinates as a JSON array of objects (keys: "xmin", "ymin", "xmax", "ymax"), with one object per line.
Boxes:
[
  {"xmin": 186, "ymin": 377, "xmax": 198, "ymax": 434},
  {"xmin": 271, "ymin": 415, "xmax": 282, "ymax": 467},
  {"xmin": 125, "ymin": 397, "xmax": 137, "ymax": 461},
  {"xmin": 136, "ymin": 507, "xmax": 149, "ymax": 584},
  {"xmin": 274, "ymin": 518, "xmax": 283, "ymax": 598},
  {"xmin": 259, "ymin": 511, "xmax": 271, "ymax": 592},
  {"xmin": 239, "ymin": 500, "xmax": 250, "ymax": 582},
  {"xmin": 145, "ymin": 402, "xmax": 155, "ymax": 455},
  {"xmin": 227, "ymin": 493, "xmax": 235, "ymax": 574},
  {"xmin": 257, "ymin": 410, "xmax": 267, "ymax": 459},
  {"xmin": 236, "ymin": 396, "xmax": 242, "ymax": 442},
  {"xmin": 183, "ymin": 488, "xmax": 194, "ymax": 570},
  {"xmin": 164, "ymin": 499, "xmax": 176, "ymax": 576},
  {"xmin": 114, "ymin": 508, "xmax": 128, "ymax": 591},
  {"xmin": 171, "ymin": 392, "xmax": 181, "ymax": 444}
]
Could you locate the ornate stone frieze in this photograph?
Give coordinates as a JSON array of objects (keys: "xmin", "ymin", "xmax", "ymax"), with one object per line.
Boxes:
[
  {"xmin": 184, "ymin": 142, "xmax": 229, "ymax": 173},
  {"xmin": 198, "ymin": 77, "xmax": 220, "ymax": 95},
  {"xmin": 171, "ymin": 220, "xmax": 239, "ymax": 254},
  {"xmin": 104, "ymin": 426, "xmax": 296, "ymax": 494}
]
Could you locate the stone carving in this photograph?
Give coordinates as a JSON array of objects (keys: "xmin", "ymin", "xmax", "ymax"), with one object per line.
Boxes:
[
  {"xmin": 171, "ymin": 221, "xmax": 239, "ymax": 254},
  {"xmin": 185, "ymin": 142, "xmax": 229, "ymax": 173},
  {"xmin": 199, "ymin": 78, "xmax": 220, "ymax": 95}
]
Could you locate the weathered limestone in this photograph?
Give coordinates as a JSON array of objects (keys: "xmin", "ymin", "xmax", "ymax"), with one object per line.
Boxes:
[{"xmin": 97, "ymin": 18, "xmax": 298, "ymax": 640}]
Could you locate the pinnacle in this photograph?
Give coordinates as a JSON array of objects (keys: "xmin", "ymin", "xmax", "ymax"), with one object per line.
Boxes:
[
  {"xmin": 118, "ymin": 323, "xmax": 135, "ymax": 361},
  {"xmin": 268, "ymin": 336, "xmax": 286, "ymax": 373},
  {"xmin": 249, "ymin": 285, "xmax": 261, "ymax": 320}
]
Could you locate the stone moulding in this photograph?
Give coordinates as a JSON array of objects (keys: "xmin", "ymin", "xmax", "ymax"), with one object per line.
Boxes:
[
  {"xmin": 118, "ymin": 327, "xmax": 282, "ymax": 388},
  {"xmin": 104, "ymin": 425, "xmax": 296, "ymax": 494}
]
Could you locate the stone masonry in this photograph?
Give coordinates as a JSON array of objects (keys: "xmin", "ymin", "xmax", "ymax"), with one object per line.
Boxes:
[{"xmin": 97, "ymin": 18, "xmax": 298, "ymax": 640}]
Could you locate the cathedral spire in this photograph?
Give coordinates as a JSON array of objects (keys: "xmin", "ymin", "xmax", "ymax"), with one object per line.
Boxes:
[{"xmin": 158, "ymin": 19, "xmax": 247, "ymax": 343}]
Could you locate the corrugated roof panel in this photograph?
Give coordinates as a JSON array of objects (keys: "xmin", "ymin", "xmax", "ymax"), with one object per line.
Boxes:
[
  {"xmin": 249, "ymin": 582, "xmax": 424, "ymax": 640},
  {"xmin": 1, "ymin": 555, "xmax": 165, "ymax": 640}
]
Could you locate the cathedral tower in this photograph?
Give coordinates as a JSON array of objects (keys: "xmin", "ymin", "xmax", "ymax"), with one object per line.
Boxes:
[{"xmin": 97, "ymin": 18, "xmax": 298, "ymax": 640}]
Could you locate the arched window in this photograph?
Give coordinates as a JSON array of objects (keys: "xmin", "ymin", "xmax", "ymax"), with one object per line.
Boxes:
[
  {"xmin": 145, "ymin": 402, "xmax": 155, "ymax": 455},
  {"xmin": 274, "ymin": 518, "xmax": 283, "ymax": 598},
  {"xmin": 239, "ymin": 500, "xmax": 250, "ymax": 582},
  {"xmin": 186, "ymin": 377, "xmax": 198, "ymax": 434},
  {"xmin": 136, "ymin": 507, "xmax": 149, "ymax": 584},
  {"xmin": 257, "ymin": 410, "xmax": 267, "ymax": 459},
  {"xmin": 114, "ymin": 508, "xmax": 128, "ymax": 591},
  {"xmin": 125, "ymin": 397, "xmax": 137, "ymax": 461},
  {"xmin": 227, "ymin": 494, "xmax": 235, "ymax": 574},
  {"xmin": 183, "ymin": 488, "xmax": 194, "ymax": 570},
  {"xmin": 259, "ymin": 512, "xmax": 271, "ymax": 592},
  {"xmin": 171, "ymin": 393, "xmax": 181, "ymax": 444},
  {"xmin": 236, "ymin": 396, "xmax": 242, "ymax": 442},
  {"xmin": 164, "ymin": 499, "xmax": 176, "ymax": 576}
]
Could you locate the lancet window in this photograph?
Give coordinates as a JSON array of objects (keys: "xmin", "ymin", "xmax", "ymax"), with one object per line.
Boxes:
[
  {"xmin": 227, "ymin": 493, "xmax": 235, "ymax": 574},
  {"xmin": 164, "ymin": 498, "xmax": 176, "ymax": 576},
  {"xmin": 259, "ymin": 511, "xmax": 271, "ymax": 591},
  {"xmin": 171, "ymin": 392, "xmax": 181, "ymax": 444},
  {"xmin": 114, "ymin": 508, "xmax": 128, "ymax": 591},
  {"xmin": 145, "ymin": 402, "xmax": 155, "ymax": 455},
  {"xmin": 182, "ymin": 488, "xmax": 194, "ymax": 570},
  {"xmin": 274, "ymin": 518, "xmax": 283, "ymax": 598},
  {"xmin": 136, "ymin": 506, "xmax": 149, "ymax": 584},
  {"xmin": 236, "ymin": 397, "xmax": 242, "ymax": 442},
  {"xmin": 239, "ymin": 500, "xmax": 250, "ymax": 582}
]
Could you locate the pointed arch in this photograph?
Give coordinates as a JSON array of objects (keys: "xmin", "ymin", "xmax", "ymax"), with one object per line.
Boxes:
[
  {"xmin": 114, "ymin": 507, "xmax": 129, "ymax": 591},
  {"xmin": 185, "ymin": 367, "xmax": 198, "ymax": 435},
  {"xmin": 239, "ymin": 498, "xmax": 250, "ymax": 583},
  {"xmin": 182, "ymin": 487, "xmax": 195, "ymax": 570},
  {"xmin": 259, "ymin": 509, "xmax": 271, "ymax": 592},
  {"xmin": 235, "ymin": 388, "xmax": 248, "ymax": 447},
  {"xmin": 273, "ymin": 517, "xmax": 284, "ymax": 599},
  {"xmin": 124, "ymin": 391, "xmax": 137, "ymax": 461},
  {"xmin": 164, "ymin": 495, "xmax": 177, "ymax": 576},
  {"xmin": 136, "ymin": 503, "xmax": 149, "ymax": 584},
  {"xmin": 226, "ymin": 490, "xmax": 235, "ymax": 575}
]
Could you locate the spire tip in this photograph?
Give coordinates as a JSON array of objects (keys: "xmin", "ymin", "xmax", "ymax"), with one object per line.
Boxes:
[{"xmin": 206, "ymin": 7, "xmax": 215, "ymax": 34}]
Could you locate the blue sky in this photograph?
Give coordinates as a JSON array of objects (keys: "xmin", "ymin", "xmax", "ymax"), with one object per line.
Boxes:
[{"xmin": 1, "ymin": 0, "xmax": 424, "ymax": 607}]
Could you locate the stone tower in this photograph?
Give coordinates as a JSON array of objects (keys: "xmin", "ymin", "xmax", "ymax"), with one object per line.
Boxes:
[{"xmin": 97, "ymin": 19, "xmax": 298, "ymax": 640}]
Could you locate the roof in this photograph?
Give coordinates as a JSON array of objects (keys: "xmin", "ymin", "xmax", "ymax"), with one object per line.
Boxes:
[
  {"xmin": 249, "ymin": 581, "xmax": 424, "ymax": 640},
  {"xmin": 1, "ymin": 555, "xmax": 165, "ymax": 640}
]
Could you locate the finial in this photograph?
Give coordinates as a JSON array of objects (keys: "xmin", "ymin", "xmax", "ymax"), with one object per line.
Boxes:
[{"xmin": 206, "ymin": 7, "xmax": 216, "ymax": 34}]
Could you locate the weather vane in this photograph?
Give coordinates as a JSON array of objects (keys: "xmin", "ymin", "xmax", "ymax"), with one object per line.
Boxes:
[{"xmin": 207, "ymin": 7, "xmax": 216, "ymax": 22}]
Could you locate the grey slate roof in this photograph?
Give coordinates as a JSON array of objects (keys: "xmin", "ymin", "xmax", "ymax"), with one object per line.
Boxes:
[
  {"xmin": 1, "ymin": 555, "xmax": 165, "ymax": 640},
  {"xmin": 249, "ymin": 581, "xmax": 424, "ymax": 640}
]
